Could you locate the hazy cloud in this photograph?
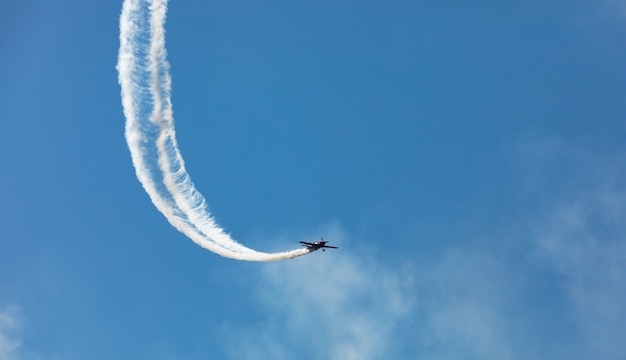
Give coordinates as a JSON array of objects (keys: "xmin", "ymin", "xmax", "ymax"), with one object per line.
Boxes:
[
  {"xmin": 533, "ymin": 186, "xmax": 626, "ymax": 359},
  {"xmin": 517, "ymin": 132, "xmax": 626, "ymax": 358},
  {"xmin": 222, "ymin": 224, "xmax": 414, "ymax": 360},
  {"xmin": 413, "ymin": 250, "xmax": 519, "ymax": 360},
  {"xmin": 0, "ymin": 306, "xmax": 21, "ymax": 360}
]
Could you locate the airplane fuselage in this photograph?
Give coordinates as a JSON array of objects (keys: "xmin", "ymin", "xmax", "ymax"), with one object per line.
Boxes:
[{"xmin": 300, "ymin": 239, "xmax": 338, "ymax": 252}]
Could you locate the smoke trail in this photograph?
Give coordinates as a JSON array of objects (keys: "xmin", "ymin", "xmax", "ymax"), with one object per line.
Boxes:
[{"xmin": 117, "ymin": 0, "xmax": 309, "ymax": 261}]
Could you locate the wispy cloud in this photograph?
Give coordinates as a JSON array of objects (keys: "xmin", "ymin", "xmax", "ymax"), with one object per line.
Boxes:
[
  {"xmin": 517, "ymin": 131, "xmax": 626, "ymax": 358},
  {"xmin": 223, "ymin": 227, "xmax": 536, "ymax": 360},
  {"xmin": 414, "ymin": 250, "xmax": 520, "ymax": 360},
  {"xmin": 533, "ymin": 185, "xmax": 626, "ymax": 359},
  {"xmin": 222, "ymin": 224, "xmax": 414, "ymax": 360},
  {"xmin": 0, "ymin": 306, "xmax": 21, "ymax": 360}
]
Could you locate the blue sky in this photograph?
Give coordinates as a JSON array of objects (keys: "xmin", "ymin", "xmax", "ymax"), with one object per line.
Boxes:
[{"xmin": 2, "ymin": 0, "xmax": 626, "ymax": 358}]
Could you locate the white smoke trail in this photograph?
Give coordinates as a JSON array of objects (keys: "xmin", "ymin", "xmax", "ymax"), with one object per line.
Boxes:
[{"xmin": 117, "ymin": 0, "xmax": 310, "ymax": 261}]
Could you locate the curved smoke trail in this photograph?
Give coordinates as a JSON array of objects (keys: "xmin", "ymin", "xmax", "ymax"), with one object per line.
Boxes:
[{"xmin": 117, "ymin": 0, "xmax": 309, "ymax": 261}]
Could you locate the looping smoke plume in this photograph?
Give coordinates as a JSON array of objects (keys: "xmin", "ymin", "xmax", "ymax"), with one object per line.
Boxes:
[{"xmin": 117, "ymin": 0, "xmax": 309, "ymax": 261}]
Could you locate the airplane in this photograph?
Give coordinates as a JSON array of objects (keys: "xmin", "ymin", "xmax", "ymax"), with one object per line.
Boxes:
[{"xmin": 300, "ymin": 238, "xmax": 338, "ymax": 252}]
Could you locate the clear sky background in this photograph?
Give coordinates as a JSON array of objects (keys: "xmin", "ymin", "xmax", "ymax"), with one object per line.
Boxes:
[{"xmin": 2, "ymin": 0, "xmax": 626, "ymax": 359}]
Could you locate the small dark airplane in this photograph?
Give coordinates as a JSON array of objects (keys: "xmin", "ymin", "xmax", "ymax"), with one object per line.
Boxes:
[{"xmin": 300, "ymin": 238, "xmax": 338, "ymax": 252}]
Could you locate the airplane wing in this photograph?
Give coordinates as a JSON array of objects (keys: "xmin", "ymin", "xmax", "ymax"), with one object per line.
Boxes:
[
  {"xmin": 322, "ymin": 245, "xmax": 338, "ymax": 249},
  {"xmin": 300, "ymin": 241, "xmax": 316, "ymax": 246}
]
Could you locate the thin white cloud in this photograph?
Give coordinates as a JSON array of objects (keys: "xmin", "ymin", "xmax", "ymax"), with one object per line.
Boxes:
[
  {"xmin": 517, "ymin": 132, "xmax": 626, "ymax": 358},
  {"xmin": 223, "ymin": 226, "xmax": 535, "ymax": 360},
  {"xmin": 0, "ymin": 306, "xmax": 21, "ymax": 360},
  {"xmin": 533, "ymin": 186, "xmax": 626, "ymax": 359},
  {"xmin": 414, "ymin": 250, "xmax": 518, "ymax": 360},
  {"xmin": 222, "ymin": 224, "xmax": 414, "ymax": 360}
]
